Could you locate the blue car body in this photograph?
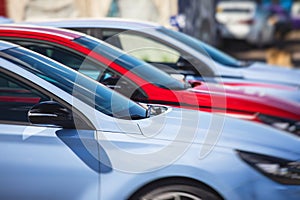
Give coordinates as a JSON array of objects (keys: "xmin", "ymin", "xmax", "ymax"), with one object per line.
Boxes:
[{"xmin": 0, "ymin": 41, "xmax": 300, "ymax": 199}]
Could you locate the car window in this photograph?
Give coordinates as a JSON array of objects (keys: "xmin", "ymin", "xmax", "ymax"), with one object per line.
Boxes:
[
  {"xmin": 0, "ymin": 71, "xmax": 50, "ymax": 123},
  {"xmin": 111, "ymin": 32, "xmax": 180, "ymax": 63},
  {"xmin": 1, "ymin": 47, "xmax": 148, "ymax": 120},
  {"xmin": 14, "ymin": 41, "xmax": 103, "ymax": 80},
  {"xmin": 157, "ymin": 27, "xmax": 247, "ymax": 68},
  {"xmin": 67, "ymin": 28, "xmax": 212, "ymax": 77},
  {"xmin": 8, "ymin": 40, "xmax": 147, "ymax": 100},
  {"xmin": 88, "ymin": 29, "xmax": 208, "ymax": 77}
]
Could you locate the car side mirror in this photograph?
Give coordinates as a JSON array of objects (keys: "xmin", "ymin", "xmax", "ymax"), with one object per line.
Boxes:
[
  {"xmin": 28, "ymin": 101, "xmax": 75, "ymax": 129},
  {"xmin": 188, "ymin": 80, "xmax": 203, "ymax": 88}
]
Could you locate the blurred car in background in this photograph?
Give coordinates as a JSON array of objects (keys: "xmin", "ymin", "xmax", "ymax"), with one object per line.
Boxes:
[
  {"xmin": 0, "ymin": 25, "xmax": 300, "ymax": 135},
  {"xmin": 215, "ymin": 0, "xmax": 291, "ymax": 46},
  {"xmin": 29, "ymin": 18, "xmax": 300, "ymax": 103},
  {"xmin": 216, "ymin": 0, "xmax": 263, "ymax": 43},
  {"xmin": 1, "ymin": 40, "xmax": 300, "ymax": 200}
]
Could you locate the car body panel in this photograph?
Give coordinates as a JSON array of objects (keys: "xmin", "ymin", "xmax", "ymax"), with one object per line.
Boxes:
[
  {"xmin": 1, "ymin": 42, "xmax": 300, "ymax": 199},
  {"xmin": 0, "ymin": 125, "xmax": 99, "ymax": 200}
]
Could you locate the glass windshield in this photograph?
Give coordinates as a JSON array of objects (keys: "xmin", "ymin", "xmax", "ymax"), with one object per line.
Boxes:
[
  {"xmin": 158, "ymin": 27, "xmax": 247, "ymax": 68},
  {"xmin": 74, "ymin": 36, "xmax": 187, "ymax": 90},
  {"xmin": 1, "ymin": 47, "xmax": 147, "ymax": 120}
]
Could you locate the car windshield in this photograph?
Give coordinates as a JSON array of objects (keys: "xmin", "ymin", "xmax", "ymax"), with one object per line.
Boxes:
[
  {"xmin": 1, "ymin": 47, "xmax": 147, "ymax": 120},
  {"xmin": 158, "ymin": 27, "xmax": 249, "ymax": 68},
  {"xmin": 74, "ymin": 36, "xmax": 187, "ymax": 90}
]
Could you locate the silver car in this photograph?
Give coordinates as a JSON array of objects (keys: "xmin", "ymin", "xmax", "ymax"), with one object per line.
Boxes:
[{"xmin": 29, "ymin": 18, "xmax": 300, "ymax": 102}]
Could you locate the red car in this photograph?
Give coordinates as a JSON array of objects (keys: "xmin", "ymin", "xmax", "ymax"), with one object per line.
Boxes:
[{"xmin": 0, "ymin": 25, "xmax": 299, "ymax": 134}]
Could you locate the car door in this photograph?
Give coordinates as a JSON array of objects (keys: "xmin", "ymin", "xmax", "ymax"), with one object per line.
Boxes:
[{"xmin": 0, "ymin": 71, "xmax": 100, "ymax": 200}]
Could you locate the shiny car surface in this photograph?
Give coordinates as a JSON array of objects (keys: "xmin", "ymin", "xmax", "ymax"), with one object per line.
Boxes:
[
  {"xmin": 1, "ymin": 41, "xmax": 300, "ymax": 200},
  {"xmin": 0, "ymin": 25, "xmax": 299, "ymax": 135},
  {"xmin": 30, "ymin": 18, "xmax": 300, "ymax": 103}
]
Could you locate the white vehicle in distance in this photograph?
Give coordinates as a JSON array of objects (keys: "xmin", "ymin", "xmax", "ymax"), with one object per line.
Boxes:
[{"xmin": 215, "ymin": 0, "xmax": 275, "ymax": 45}]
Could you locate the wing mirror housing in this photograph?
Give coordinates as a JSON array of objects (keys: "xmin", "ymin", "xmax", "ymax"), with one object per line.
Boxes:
[
  {"xmin": 28, "ymin": 101, "xmax": 75, "ymax": 129},
  {"xmin": 188, "ymin": 80, "xmax": 203, "ymax": 88}
]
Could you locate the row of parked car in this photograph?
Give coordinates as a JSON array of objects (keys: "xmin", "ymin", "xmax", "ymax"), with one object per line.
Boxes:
[{"xmin": 0, "ymin": 18, "xmax": 300, "ymax": 199}]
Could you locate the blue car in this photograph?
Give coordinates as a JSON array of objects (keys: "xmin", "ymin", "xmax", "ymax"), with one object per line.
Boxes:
[
  {"xmin": 0, "ymin": 41, "xmax": 300, "ymax": 199},
  {"xmin": 30, "ymin": 18, "xmax": 300, "ymax": 102}
]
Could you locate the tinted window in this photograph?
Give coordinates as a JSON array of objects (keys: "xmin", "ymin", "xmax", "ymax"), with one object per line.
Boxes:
[
  {"xmin": 1, "ymin": 47, "xmax": 147, "ymax": 120},
  {"xmin": 13, "ymin": 41, "xmax": 103, "ymax": 80},
  {"xmin": 9, "ymin": 41, "xmax": 147, "ymax": 100},
  {"xmin": 0, "ymin": 71, "xmax": 50, "ymax": 123}
]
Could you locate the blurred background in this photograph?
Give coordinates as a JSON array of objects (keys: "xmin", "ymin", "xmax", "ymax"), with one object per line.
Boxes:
[{"xmin": 1, "ymin": 0, "xmax": 300, "ymax": 69}]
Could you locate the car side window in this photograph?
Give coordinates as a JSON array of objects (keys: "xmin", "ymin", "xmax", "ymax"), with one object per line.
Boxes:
[
  {"xmin": 0, "ymin": 72, "xmax": 50, "ymax": 123},
  {"xmin": 15, "ymin": 42, "xmax": 103, "ymax": 80},
  {"xmin": 101, "ymin": 30, "xmax": 200, "ymax": 76},
  {"xmin": 64, "ymin": 28, "xmax": 209, "ymax": 77},
  {"xmin": 8, "ymin": 40, "xmax": 148, "ymax": 101},
  {"xmin": 112, "ymin": 32, "xmax": 180, "ymax": 64}
]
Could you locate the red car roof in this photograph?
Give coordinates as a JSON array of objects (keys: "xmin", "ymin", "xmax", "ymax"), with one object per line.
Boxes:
[{"xmin": 0, "ymin": 24, "xmax": 84, "ymax": 40}]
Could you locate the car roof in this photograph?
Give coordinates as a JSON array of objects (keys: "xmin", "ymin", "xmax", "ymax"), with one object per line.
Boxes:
[
  {"xmin": 0, "ymin": 24, "xmax": 85, "ymax": 40},
  {"xmin": 0, "ymin": 40, "xmax": 18, "ymax": 51},
  {"xmin": 26, "ymin": 18, "xmax": 162, "ymax": 30}
]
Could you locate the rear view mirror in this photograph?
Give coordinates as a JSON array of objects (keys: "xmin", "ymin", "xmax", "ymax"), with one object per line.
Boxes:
[{"xmin": 28, "ymin": 101, "xmax": 75, "ymax": 129}]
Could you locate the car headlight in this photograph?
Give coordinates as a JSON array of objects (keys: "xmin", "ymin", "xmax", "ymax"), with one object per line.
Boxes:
[
  {"xmin": 257, "ymin": 114, "xmax": 300, "ymax": 136},
  {"xmin": 237, "ymin": 150, "xmax": 300, "ymax": 185}
]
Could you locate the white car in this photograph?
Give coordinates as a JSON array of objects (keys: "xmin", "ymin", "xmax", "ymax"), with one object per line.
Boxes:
[{"xmin": 216, "ymin": 0, "xmax": 275, "ymax": 45}]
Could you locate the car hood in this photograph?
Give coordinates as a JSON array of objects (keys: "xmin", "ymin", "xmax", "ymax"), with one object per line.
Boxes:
[
  {"xmin": 137, "ymin": 107, "xmax": 300, "ymax": 159},
  {"xmin": 241, "ymin": 62, "xmax": 300, "ymax": 87}
]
